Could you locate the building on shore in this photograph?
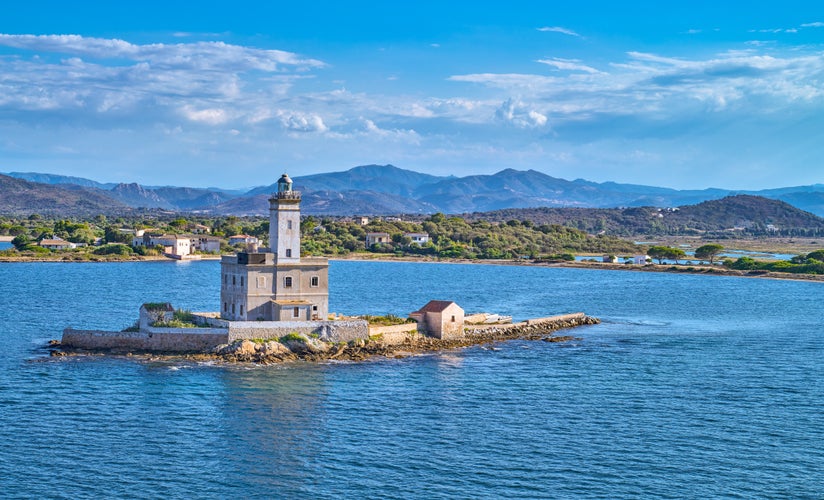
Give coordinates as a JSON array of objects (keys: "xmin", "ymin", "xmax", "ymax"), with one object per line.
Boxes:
[
  {"xmin": 365, "ymin": 232, "xmax": 390, "ymax": 247},
  {"xmin": 220, "ymin": 174, "xmax": 329, "ymax": 321}
]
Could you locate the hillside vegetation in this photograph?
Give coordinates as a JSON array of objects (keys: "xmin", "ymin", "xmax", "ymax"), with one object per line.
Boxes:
[{"xmin": 465, "ymin": 195, "xmax": 824, "ymax": 237}]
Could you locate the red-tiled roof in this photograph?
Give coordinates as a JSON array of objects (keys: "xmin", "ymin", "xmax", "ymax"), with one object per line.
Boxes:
[{"xmin": 415, "ymin": 300, "xmax": 457, "ymax": 313}]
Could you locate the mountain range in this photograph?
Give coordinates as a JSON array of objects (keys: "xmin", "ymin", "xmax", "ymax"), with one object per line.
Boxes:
[{"xmin": 2, "ymin": 164, "xmax": 823, "ymax": 217}]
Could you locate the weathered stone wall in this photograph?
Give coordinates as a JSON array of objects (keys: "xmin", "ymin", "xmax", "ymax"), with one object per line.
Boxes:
[
  {"xmin": 464, "ymin": 313, "xmax": 590, "ymax": 337},
  {"xmin": 368, "ymin": 323, "xmax": 420, "ymax": 337},
  {"xmin": 62, "ymin": 329, "xmax": 229, "ymax": 352},
  {"xmin": 227, "ymin": 319, "xmax": 368, "ymax": 343}
]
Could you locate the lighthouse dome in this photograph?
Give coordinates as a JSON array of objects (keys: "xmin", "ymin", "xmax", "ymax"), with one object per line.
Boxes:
[{"xmin": 276, "ymin": 173, "xmax": 293, "ymax": 193}]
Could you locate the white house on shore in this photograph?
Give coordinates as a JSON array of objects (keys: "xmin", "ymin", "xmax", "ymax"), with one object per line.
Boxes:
[
  {"xmin": 405, "ymin": 232, "xmax": 430, "ymax": 244},
  {"xmin": 365, "ymin": 232, "xmax": 390, "ymax": 247},
  {"xmin": 39, "ymin": 237, "xmax": 76, "ymax": 250},
  {"xmin": 229, "ymin": 235, "xmax": 259, "ymax": 247}
]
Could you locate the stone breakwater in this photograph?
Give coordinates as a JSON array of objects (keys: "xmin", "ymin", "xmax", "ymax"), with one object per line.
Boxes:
[{"xmin": 54, "ymin": 313, "xmax": 600, "ymax": 364}]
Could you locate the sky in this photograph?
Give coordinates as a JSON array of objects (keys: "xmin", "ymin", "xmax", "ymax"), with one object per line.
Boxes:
[{"xmin": 1, "ymin": 0, "xmax": 824, "ymax": 190}]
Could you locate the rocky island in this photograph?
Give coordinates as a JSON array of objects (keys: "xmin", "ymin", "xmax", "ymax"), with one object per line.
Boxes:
[{"xmin": 57, "ymin": 174, "xmax": 599, "ymax": 363}]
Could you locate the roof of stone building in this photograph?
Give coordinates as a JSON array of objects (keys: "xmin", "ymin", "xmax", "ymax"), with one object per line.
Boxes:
[
  {"xmin": 39, "ymin": 239, "xmax": 70, "ymax": 246},
  {"xmin": 414, "ymin": 300, "xmax": 458, "ymax": 314},
  {"xmin": 272, "ymin": 299, "xmax": 312, "ymax": 305}
]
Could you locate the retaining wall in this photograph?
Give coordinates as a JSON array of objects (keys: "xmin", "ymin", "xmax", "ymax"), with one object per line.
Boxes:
[
  {"xmin": 227, "ymin": 319, "xmax": 369, "ymax": 343},
  {"xmin": 369, "ymin": 323, "xmax": 421, "ymax": 345},
  {"xmin": 62, "ymin": 328, "xmax": 229, "ymax": 352}
]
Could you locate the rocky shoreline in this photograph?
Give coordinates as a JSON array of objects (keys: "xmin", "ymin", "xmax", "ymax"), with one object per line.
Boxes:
[{"xmin": 49, "ymin": 315, "xmax": 600, "ymax": 365}]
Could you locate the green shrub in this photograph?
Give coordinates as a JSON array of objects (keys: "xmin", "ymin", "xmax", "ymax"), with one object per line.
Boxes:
[{"xmin": 279, "ymin": 332, "xmax": 305, "ymax": 343}]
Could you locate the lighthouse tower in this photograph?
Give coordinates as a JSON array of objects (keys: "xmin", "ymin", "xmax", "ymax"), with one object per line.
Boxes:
[
  {"xmin": 269, "ymin": 174, "xmax": 301, "ymax": 264},
  {"xmin": 220, "ymin": 173, "xmax": 329, "ymax": 322}
]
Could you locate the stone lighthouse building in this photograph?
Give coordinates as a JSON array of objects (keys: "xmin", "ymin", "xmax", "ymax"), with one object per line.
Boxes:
[{"xmin": 220, "ymin": 174, "xmax": 329, "ymax": 321}]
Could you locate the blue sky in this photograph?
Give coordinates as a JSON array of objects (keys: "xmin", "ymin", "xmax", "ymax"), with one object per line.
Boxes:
[{"xmin": 1, "ymin": 1, "xmax": 823, "ymax": 190}]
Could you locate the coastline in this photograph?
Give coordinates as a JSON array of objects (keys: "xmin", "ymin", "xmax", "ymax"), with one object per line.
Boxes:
[
  {"xmin": 3, "ymin": 250, "xmax": 822, "ymax": 282},
  {"xmin": 329, "ymin": 254, "xmax": 824, "ymax": 283},
  {"xmin": 51, "ymin": 314, "xmax": 600, "ymax": 364}
]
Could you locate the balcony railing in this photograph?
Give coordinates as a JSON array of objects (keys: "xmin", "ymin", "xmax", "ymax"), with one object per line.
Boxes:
[{"xmin": 273, "ymin": 190, "xmax": 301, "ymax": 200}]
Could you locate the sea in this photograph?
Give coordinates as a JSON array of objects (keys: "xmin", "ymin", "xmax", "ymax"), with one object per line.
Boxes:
[{"xmin": 1, "ymin": 260, "xmax": 822, "ymax": 499}]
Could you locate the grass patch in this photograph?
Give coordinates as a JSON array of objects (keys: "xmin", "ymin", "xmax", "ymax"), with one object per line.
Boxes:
[{"xmin": 361, "ymin": 314, "xmax": 414, "ymax": 326}]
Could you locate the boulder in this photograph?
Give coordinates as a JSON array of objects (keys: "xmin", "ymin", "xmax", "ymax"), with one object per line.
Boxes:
[
  {"xmin": 282, "ymin": 334, "xmax": 330, "ymax": 355},
  {"xmin": 236, "ymin": 340, "xmax": 258, "ymax": 355},
  {"xmin": 260, "ymin": 341, "xmax": 290, "ymax": 355}
]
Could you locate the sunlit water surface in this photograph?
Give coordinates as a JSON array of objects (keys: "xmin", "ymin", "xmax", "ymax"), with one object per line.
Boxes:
[{"xmin": 0, "ymin": 260, "xmax": 821, "ymax": 498}]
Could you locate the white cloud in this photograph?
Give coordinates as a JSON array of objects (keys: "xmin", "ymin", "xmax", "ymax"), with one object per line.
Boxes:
[
  {"xmin": 0, "ymin": 34, "xmax": 325, "ymax": 71},
  {"xmin": 180, "ymin": 106, "xmax": 230, "ymax": 124},
  {"xmin": 537, "ymin": 57, "xmax": 602, "ymax": 74},
  {"xmin": 496, "ymin": 98, "xmax": 548, "ymax": 128},
  {"xmin": 276, "ymin": 111, "xmax": 328, "ymax": 133},
  {"xmin": 536, "ymin": 26, "xmax": 581, "ymax": 37},
  {"xmin": 802, "ymin": 22, "xmax": 824, "ymax": 28}
]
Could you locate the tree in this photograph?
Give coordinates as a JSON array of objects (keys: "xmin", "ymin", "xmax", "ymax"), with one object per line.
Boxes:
[
  {"xmin": 648, "ymin": 245, "xmax": 686, "ymax": 264},
  {"xmin": 806, "ymin": 250, "xmax": 824, "ymax": 262},
  {"xmin": 11, "ymin": 234, "xmax": 30, "ymax": 250},
  {"xmin": 695, "ymin": 244, "xmax": 724, "ymax": 264},
  {"xmin": 667, "ymin": 247, "xmax": 686, "ymax": 264},
  {"xmin": 647, "ymin": 246, "xmax": 671, "ymax": 264}
]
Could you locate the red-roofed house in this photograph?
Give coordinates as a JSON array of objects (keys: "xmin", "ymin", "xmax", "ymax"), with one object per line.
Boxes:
[{"xmin": 410, "ymin": 300, "xmax": 465, "ymax": 339}]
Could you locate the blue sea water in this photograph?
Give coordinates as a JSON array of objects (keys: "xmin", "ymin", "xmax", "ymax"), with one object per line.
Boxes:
[{"xmin": 1, "ymin": 260, "xmax": 822, "ymax": 498}]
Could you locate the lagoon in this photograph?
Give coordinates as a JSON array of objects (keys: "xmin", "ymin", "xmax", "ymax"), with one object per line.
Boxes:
[{"xmin": 1, "ymin": 260, "xmax": 822, "ymax": 498}]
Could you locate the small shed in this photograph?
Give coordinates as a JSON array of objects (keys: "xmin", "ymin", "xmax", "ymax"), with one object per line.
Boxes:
[
  {"xmin": 633, "ymin": 254, "xmax": 650, "ymax": 265},
  {"xmin": 410, "ymin": 300, "xmax": 465, "ymax": 340}
]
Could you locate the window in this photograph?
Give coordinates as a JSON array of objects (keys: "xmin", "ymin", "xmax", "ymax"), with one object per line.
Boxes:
[
  {"xmin": 231, "ymin": 304, "xmax": 235, "ymax": 314},
  {"xmin": 284, "ymin": 276, "xmax": 293, "ymax": 287},
  {"xmin": 285, "ymin": 249, "xmax": 292, "ymax": 258},
  {"xmin": 257, "ymin": 276, "xmax": 266, "ymax": 288},
  {"xmin": 312, "ymin": 305, "xmax": 318, "ymax": 311},
  {"xmin": 240, "ymin": 305, "xmax": 244, "ymax": 316},
  {"xmin": 223, "ymin": 274, "xmax": 227, "ymax": 284},
  {"xmin": 224, "ymin": 302, "xmax": 227, "ymax": 312},
  {"xmin": 287, "ymin": 220, "xmax": 293, "ymax": 230},
  {"xmin": 240, "ymin": 277, "xmax": 244, "ymax": 287},
  {"xmin": 310, "ymin": 276, "xmax": 319, "ymax": 287},
  {"xmin": 451, "ymin": 315, "xmax": 456, "ymax": 322},
  {"xmin": 293, "ymin": 307, "xmax": 300, "ymax": 318},
  {"xmin": 232, "ymin": 276, "xmax": 236, "ymax": 285}
]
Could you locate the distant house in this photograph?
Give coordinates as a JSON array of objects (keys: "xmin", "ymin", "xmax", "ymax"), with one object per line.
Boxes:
[
  {"xmin": 134, "ymin": 233, "xmax": 191, "ymax": 256},
  {"xmin": 357, "ymin": 216, "xmax": 370, "ymax": 226},
  {"xmin": 404, "ymin": 232, "xmax": 430, "ymax": 245},
  {"xmin": 365, "ymin": 232, "xmax": 390, "ymax": 247},
  {"xmin": 633, "ymin": 254, "xmax": 650, "ymax": 265},
  {"xmin": 602, "ymin": 255, "xmax": 619, "ymax": 263},
  {"xmin": 39, "ymin": 237, "xmax": 75, "ymax": 250},
  {"xmin": 190, "ymin": 224, "xmax": 211, "ymax": 234},
  {"xmin": 410, "ymin": 300, "xmax": 465, "ymax": 340},
  {"xmin": 228, "ymin": 235, "xmax": 259, "ymax": 246},
  {"xmin": 191, "ymin": 236, "xmax": 221, "ymax": 253}
]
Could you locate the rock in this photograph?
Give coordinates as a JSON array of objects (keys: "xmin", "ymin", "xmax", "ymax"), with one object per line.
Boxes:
[
  {"xmin": 281, "ymin": 334, "xmax": 330, "ymax": 355},
  {"xmin": 260, "ymin": 341, "xmax": 290, "ymax": 355},
  {"xmin": 236, "ymin": 340, "xmax": 258, "ymax": 355}
]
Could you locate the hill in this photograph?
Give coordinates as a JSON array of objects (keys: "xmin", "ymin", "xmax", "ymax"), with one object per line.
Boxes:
[
  {"xmin": 3, "ymin": 164, "xmax": 824, "ymax": 217},
  {"xmin": 0, "ymin": 174, "xmax": 128, "ymax": 215},
  {"xmin": 465, "ymin": 195, "xmax": 824, "ymax": 236}
]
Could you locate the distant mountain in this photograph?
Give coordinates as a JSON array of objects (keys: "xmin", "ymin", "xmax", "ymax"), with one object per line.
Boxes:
[
  {"xmin": 246, "ymin": 164, "xmax": 447, "ymax": 197},
  {"xmin": 2, "ymin": 164, "xmax": 823, "ymax": 217},
  {"xmin": 0, "ymin": 174, "xmax": 127, "ymax": 215},
  {"xmin": 211, "ymin": 189, "xmax": 438, "ymax": 216},
  {"xmin": 464, "ymin": 195, "xmax": 824, "ymax": 235},
  {"xmin": 5, "ymin": 171, "xmax": 116, "ymax": 189}
]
